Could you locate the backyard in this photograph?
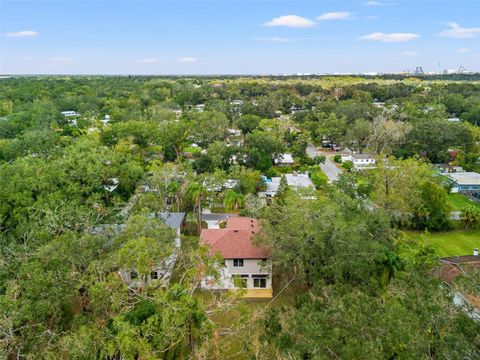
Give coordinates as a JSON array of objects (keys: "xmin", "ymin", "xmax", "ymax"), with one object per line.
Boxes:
[
  {"xmin": 405, "ymin": 229, "xmax": 480, "ymax": 257},
  {"xmin": 447, "ymin": 193, "xmax": 480, "ymax": 211}
]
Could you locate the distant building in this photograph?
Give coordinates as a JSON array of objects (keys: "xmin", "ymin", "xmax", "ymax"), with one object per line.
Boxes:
[
  {"xmin": 263, "ymin": 173, "xmax": 314, "ymax": 197},
  {"xmin": 223, "ymin": 179, "xmax": 239, "ymax": 190},
  {"xmin": 446, "ymin": 172, "xmax": 480, "ymax": 194},
  {"xmin": 274, "ymin": 153, "xmax": 295, "ymax": 167},
  {"xmin": 227, "ymin": 128, "xmax": 242, "ymax": 137},
  {"xmin": 230, "ymin": 100, "xmax": 244, "ymax": 106},
  {"xmin": 195, "ymin": 104, "xmax": 205, "ymax": 112},
  {"xmin": 200, "ymin": 217, "xmax": 272, "ymax": 298},
  {"xmin": 447, "ymin": 117, "xmax": 461, "ymax": 122},
  {"xmin": 437, "ymin": 164, "xmax": 464, "ymax": 174},
  {"xmin": 61, "ymin": 111, "xmax": 79, "ymax": 117},
  {"xmin": 290, "ymin": 105, "xmax": 305, "ymax": 115},
  {"xmin": 341, "ymin": 152, "xmax": 376, "ymax": 170}
]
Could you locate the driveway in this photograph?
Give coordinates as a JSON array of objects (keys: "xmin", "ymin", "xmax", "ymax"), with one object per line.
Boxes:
[{"xmin": 306, "ymin": 144, "xmax": 342, "ymax": 183}]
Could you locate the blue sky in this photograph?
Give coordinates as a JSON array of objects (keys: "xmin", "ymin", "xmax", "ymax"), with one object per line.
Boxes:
[{"xmin": 1, "ymin": 0, "xmax": 479, "ymax": 74}]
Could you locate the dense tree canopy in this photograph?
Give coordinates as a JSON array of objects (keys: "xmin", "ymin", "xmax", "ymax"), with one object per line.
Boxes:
[{"xmin": 1, "ymin": 75, "xmax": 480, "ymax": 359}]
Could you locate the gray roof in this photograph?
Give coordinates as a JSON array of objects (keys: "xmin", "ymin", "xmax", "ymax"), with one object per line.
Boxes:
[
  {"xmin": 156, "ymin": 212, "xmax": 185, "ymax": 230},
  {"xmin": 202, "ymin": 213, "xmax": 237, "ymax": 222},
  {"xmin": 447, "ymin": 172, "xmax": 480, "ymax": 186},
  {"xmin": 350, "ymin": 153, "xmax": 375, "ymax": 160}
]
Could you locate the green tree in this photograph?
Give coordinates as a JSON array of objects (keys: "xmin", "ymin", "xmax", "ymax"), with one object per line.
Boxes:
[
  {"xmin": 188, "ymin": 111, "xmax": 228, "ymax": 147},
  {"xmin": 235, "ymin": 114, "xmax": 261, "ymax": 134},
  {"xmin": 462, "ymin": 205, "xmax": 480, "ymax": 229},
  {"xmin": 413, "ymin": 181, "xmax": 450, "ymax": 231},
  {"xmin": 223, "ymin": 189, "xmax": 245, "ymax": 212},
  {"xmin": 344, "ymin": 118, "xmax": 372, "ymax": 153},
  {"xmin": 187, "ymin": 182, "xmax": 207, "ymax": 227},
  {"xmin": 371, "ymin": 158, "xmax": 432, "ymax": 223}
]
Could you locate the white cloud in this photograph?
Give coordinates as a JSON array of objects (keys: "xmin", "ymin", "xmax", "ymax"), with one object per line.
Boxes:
[
  {"xmin": 254, "ymin": 37, "xmax": 292, "ymax": 43},
  {"xmin": 402, "ymin": 51, "xmax": 419, "ymax": 56},
  {"xmin": 360, "ymin": 32, "xmax": 420, "ymax": 42},
  {"xmin": 50, "ymin": 56, "xmax": 73, "ymax": 64},
  {"xmin": 365, "ymin": 1, "xmax": 387, "ymax": 6},
  {"xmin": 317, "ymin": 12, "xmax": 353, "ymax": 21},
  {"xmin": 178, "ymin": 57, "xmax": 197, "ymax": 63},
  {"xmin": 4, "ymin": 30, "xmax": 38, "ymax": 38},
  {"xmin": 457, "ymin": 48, "xmax": 470, "ymax": 53},
  {"xmin": 264, "ymin": 15, "xmax": 315, "ymax": 28},
  {"xmin": 137, "ymin": 58, "xmax": 158, "ymax": 63},
  {"xmin": 440, "ymin": 22, "xmax": 480, "ymax": 38}
]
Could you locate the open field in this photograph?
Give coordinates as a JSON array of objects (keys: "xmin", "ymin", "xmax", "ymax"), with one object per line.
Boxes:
[
  {"xmin": 405, "ymin": 229, "xmax": 480, "ymax": 257},
  {"xmin": 447, "ymin": 193, "xmax": 480, "ymax": 211}
]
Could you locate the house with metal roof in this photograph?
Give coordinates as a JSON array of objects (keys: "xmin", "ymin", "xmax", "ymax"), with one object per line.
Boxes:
[
  {"xmin": 446, "ymin": 172, "xmax": 480, "ymax": 194},
  {"xmin": 262, "ymin": 173, "xmax": 314, "ymax": 197}
]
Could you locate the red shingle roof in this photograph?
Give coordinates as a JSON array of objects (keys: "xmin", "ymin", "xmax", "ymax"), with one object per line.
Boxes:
[{"xmin": 200, "ymin": 217, "xmax": 268, "ymax": 259}]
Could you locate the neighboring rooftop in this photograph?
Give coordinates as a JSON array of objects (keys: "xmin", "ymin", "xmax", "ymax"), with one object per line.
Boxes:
[
  {"xmin": 274, "ymin": 153, "xmax": 295, "ymax": 165},
  {"xmin": 342, "ymin": 152, "xmax": 376, "ymax": 160},
  {"xmin": 447, "ymin": 172, "xmax": 480, "ymax": 185},
  {"xmin": 264, "ymin": 173, "xmax": 314, "ymax": 196},
  {"xmin": 200, "ymin": 217, "xmax": 268, "ymax": 259},
  {"xmin": 441, "ymin": 255, "xmax": 480, "ymax": 265},
  {"xmin": 156, "ymin": 212, "xmax": 185, "ymax": 230}
]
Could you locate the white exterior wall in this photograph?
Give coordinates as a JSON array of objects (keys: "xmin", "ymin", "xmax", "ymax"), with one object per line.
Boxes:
[
  {"xmin": 353, "ymin": 158, "xmax": 376, "ymax": 166},
  {"xmin": 202, "ymin": 259, "xmax": 272, "ymax": 290},
  {"xmin": 121, "ymin": 228, "xmax": 181, "ymax": 285},
  {"xmin": 341, "ymin": 155, "xmax": 376, "ymax": 169}
]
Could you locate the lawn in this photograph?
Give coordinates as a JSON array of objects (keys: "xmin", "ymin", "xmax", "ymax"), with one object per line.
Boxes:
[
  {"xmin": 405, "ymin": 229, "xmax": 480, "ymax": 257},
  {"xmin": 447, "ymin": 193, "xmax": 480, "ymax": 211}
]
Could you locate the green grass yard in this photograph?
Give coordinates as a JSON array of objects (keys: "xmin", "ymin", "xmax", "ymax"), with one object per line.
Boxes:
[
  {"xmin": 405, "ymin": 229, "xmax": 480, "ymax": 257},
  {"xmin": 447, "ymin": 193, "xmax": 480, "ymax": 211}
]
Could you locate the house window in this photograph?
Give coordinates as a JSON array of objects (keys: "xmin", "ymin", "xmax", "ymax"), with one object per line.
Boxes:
[
  {"xmin": 151, "ymin": 271, "xmax": 159, "ymax": 280},
  {"xmin": 232, "ymin": 274, "xmax": 248, "ymax": 288},
  {"xmin": 130, "ymin": 271, "xmax": 138, "ymax": 280},
  {"xmin": 233, "ymin": 259, "xmax": 244, "ymax": 267},
  {"xmin": 253, "ymin": 275, "xmax": 267, "ymax": 288}
]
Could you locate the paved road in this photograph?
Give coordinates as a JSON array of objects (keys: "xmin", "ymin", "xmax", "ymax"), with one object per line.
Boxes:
[{"xmin": 306, "ymin": 144, "xmax": 342, "ymax": 183}]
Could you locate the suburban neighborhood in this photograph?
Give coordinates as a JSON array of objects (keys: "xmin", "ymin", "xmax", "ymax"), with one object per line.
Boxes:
[{"xmin": 2, "ymin": 0, "xmax": 480, "ymax": 356}]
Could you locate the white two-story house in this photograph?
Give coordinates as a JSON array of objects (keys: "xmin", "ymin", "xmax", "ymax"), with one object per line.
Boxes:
[
  {"xmin": 119, "ymin": 212, "xmax": 185, "ymax": 285},
  {"xmin": 200, "ymin": 217, "xmax": 272, "ymax": 298}
]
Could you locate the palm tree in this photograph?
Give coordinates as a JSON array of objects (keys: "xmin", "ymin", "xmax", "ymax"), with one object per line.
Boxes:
[
  {"xmin": 223, "ymin": 189, "xmax": 245, "ymax": 212},
  {"xmin": 167, "ymin": 180, "xmax": 181, "ymax": 211},
  {"xmin": 187, "ymin": 182, "xmax": 207, "ymax": 228}
]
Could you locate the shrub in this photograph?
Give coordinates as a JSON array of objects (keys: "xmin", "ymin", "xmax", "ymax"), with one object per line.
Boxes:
[
  {"xmin": 333, "ymin": 154, "xmax": 342, "ymax": 163},
  {"xmin": 342, "ymin": 160, "xmax": 353, "ymax": 172},
  {"xmin": 310, "ymin": 170, "xmax": 328, "ymax": 189}
]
